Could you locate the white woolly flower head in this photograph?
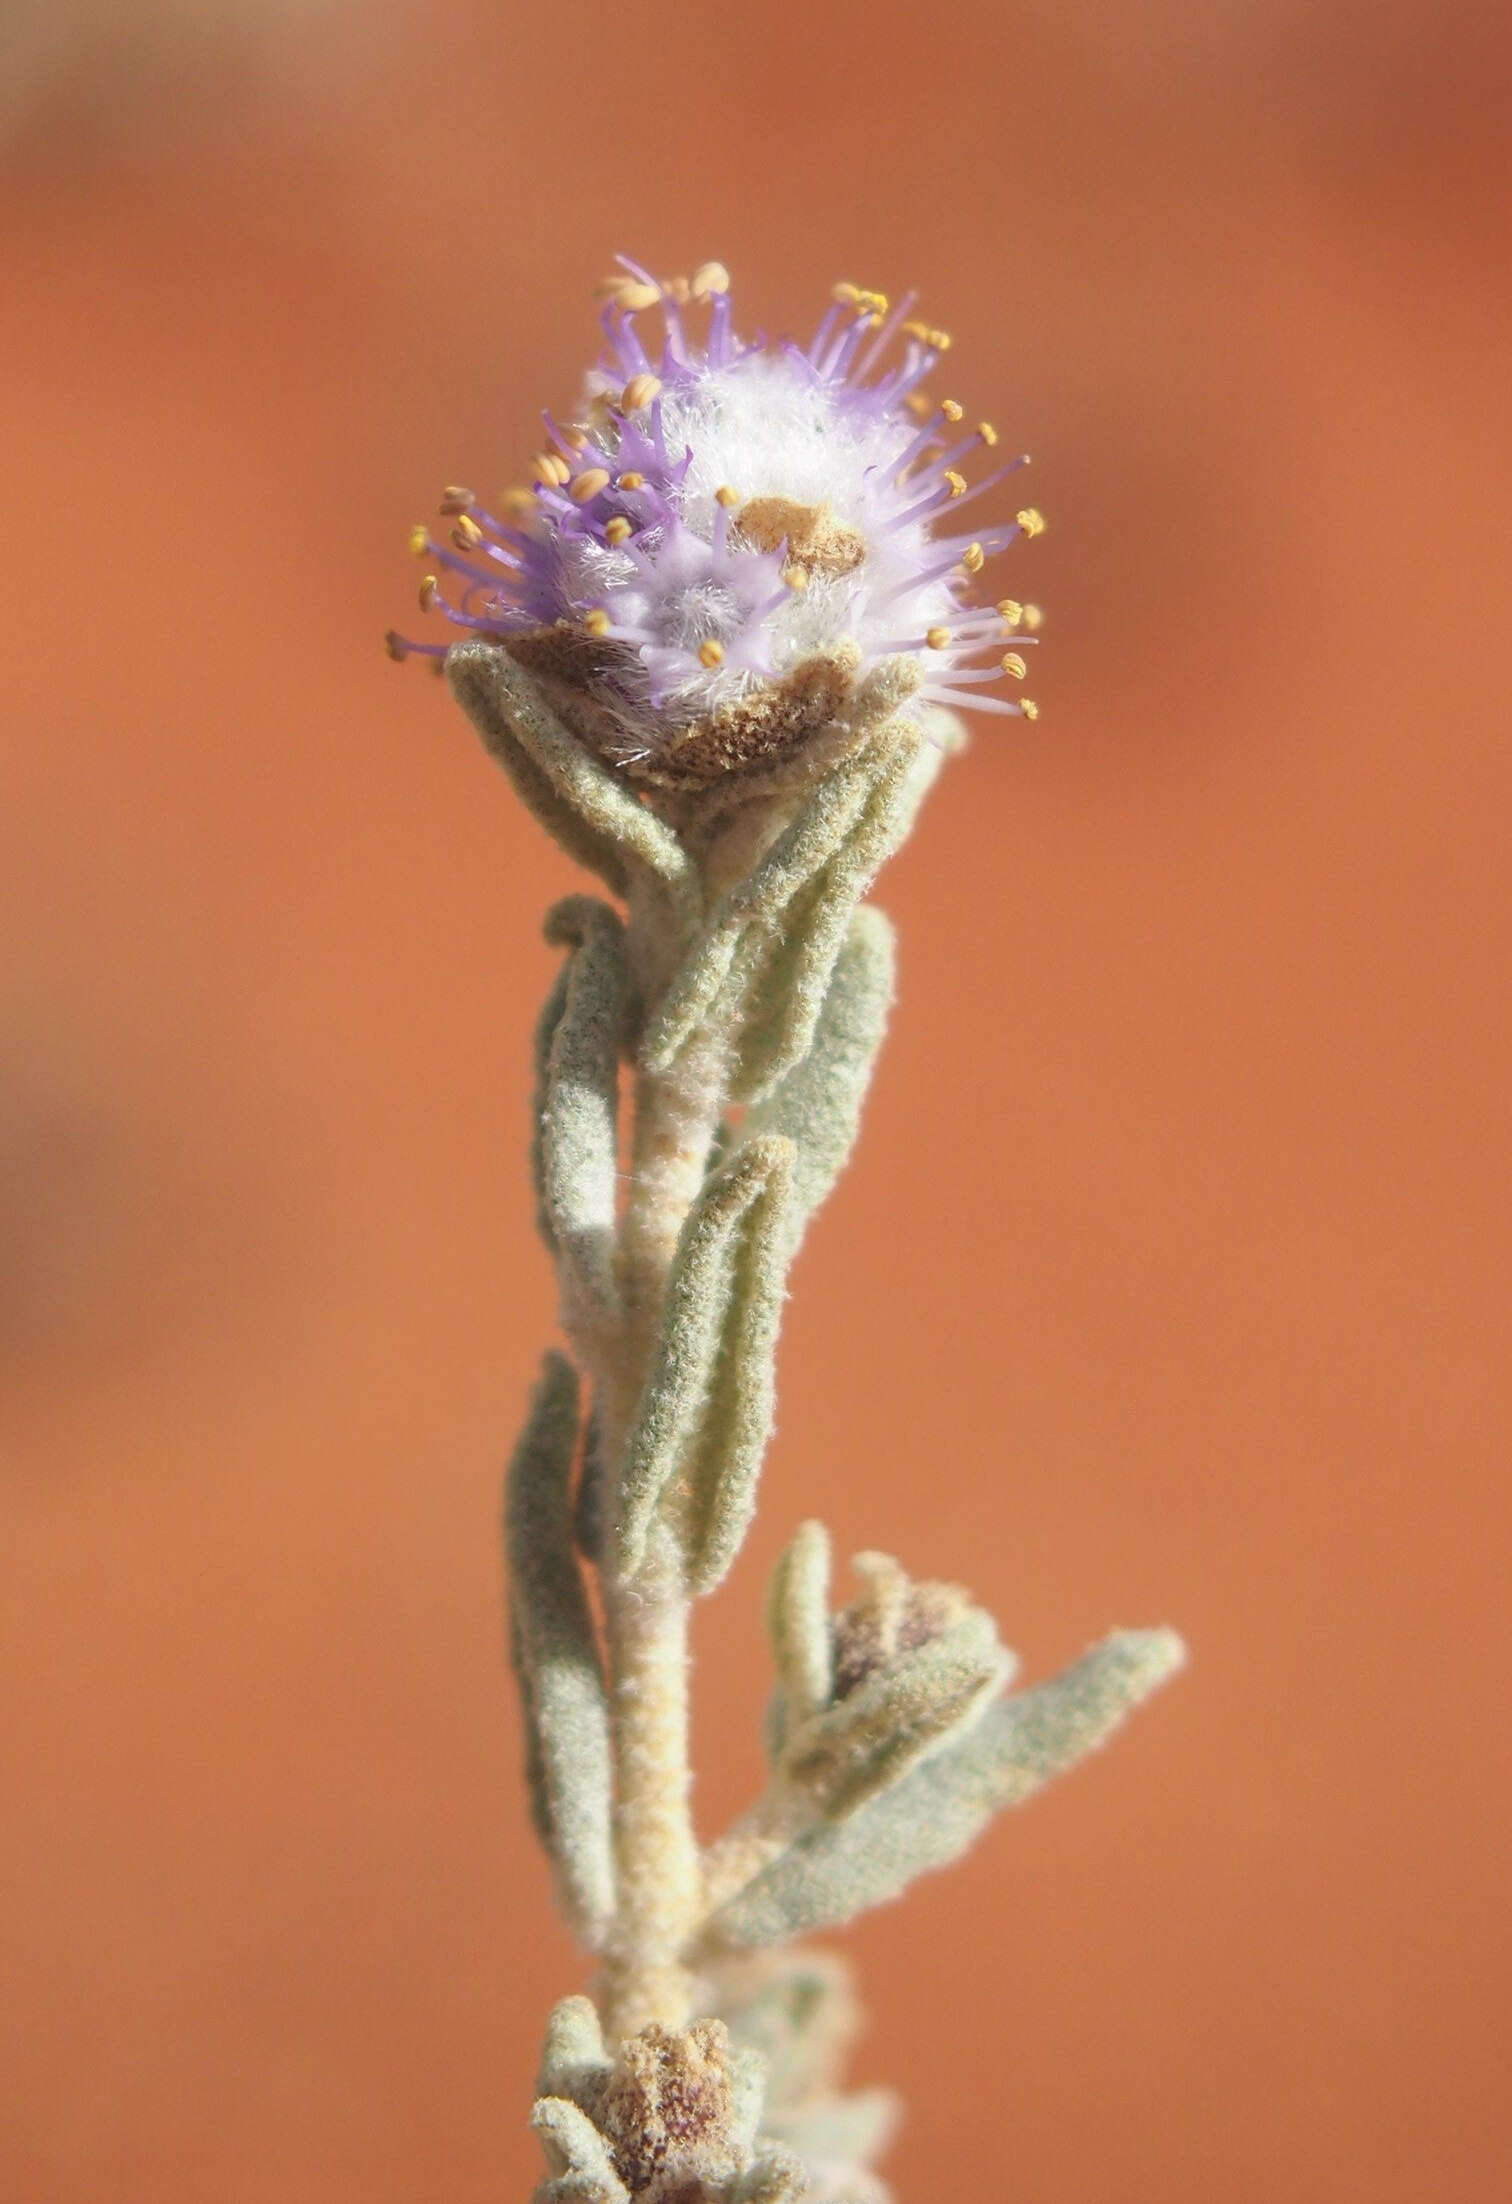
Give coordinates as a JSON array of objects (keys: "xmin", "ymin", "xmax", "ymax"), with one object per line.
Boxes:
[{"xmin": 391, "ymin": 258, "xmax": 1043, "ymax": 788}]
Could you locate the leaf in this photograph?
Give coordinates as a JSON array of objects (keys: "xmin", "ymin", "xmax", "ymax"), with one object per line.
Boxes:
[
  {"xmin": 615, "ymin": 1137, "xmax": 794, "ymax": 1592},
  {"xmin": 731, "ymin": 724, "xmax": 946, "ymax": 1104},
  {"xmin": 704, "ymin": 1629, "xmax": 1187, "ymax": 1948},
  {"xmin": 506, "ymin": 1353, "xmax": 616, "ymax": 1946},
  {"xmin": 538, "ymin": 897, "xmax": 630, "ymax": 1324},
  {"xmin": 730, "ymin": 2149, "xmax": 811, "ymax": 2204},
  {"xmin": 447, "ymin": 640, "xmax": 692, "ymax": 909},
  {"xmin": 531, "ymin": 2096, "xmax": 629, "ymax": 2204},
  {"xmin": 777, "ymin": 1615, "xmax": 1011, "ymax": 1822},
  {"xmin": 765, "ymin": 1520, "xmax": 834, "ymax": 1731},
  {"xmin": 639, "ymin": 743, "xmax": 879, "ymax": 1079},
  {"xmin": 537, "ymin": 1994, "xmax": 610, "ymax": 2107},
  {"xmin": 739, "ymin": 908, "xmax": 895, "ymax": 1256}
]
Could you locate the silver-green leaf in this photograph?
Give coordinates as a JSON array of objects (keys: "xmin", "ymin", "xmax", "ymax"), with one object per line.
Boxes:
[
  {"xmin": 704, "ymin": 1628, "xmax": 1187, "ymax": 1947},
  {"xmin": 615, "ymin": 1136, "xmax": 795, "ymax": 1592},
  {"xmin": 506, "ymin": 1353, "xmax": 616, "ymax": 1947}
]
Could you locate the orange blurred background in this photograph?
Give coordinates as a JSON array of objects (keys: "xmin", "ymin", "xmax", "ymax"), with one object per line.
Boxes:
[{"xmin": 3, "ymin": 3, "xmax": 1508, "ymax": 2199}]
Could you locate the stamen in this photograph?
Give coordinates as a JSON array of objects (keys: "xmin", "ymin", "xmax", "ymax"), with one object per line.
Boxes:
[
  {"xmin": 439, "ymin": 485, "xmax": 476, "ymax": 515},
  {"xmin": 617, "ymin": 471, "xmax": 646, "ymax": 490},
  {"xmin": 698, "ymin": 639, "xmax": 725, "ymax": 668},
  {"xmin": 407, "ymin": 524, "xmax": 430, "ymax": 558},
  {"xmin": 941, "ymin": 399, "xmax": 964, "ymax": 422},
  {"xmin": 690, "ymin": 261, "xmax": 730, "ymax": 297},
  {"xmin": 532, "ymin": 452, "xmax": 571, "ymax": 487},
  {"xmin": 714, "ymin": 484, "xmax": 741, "ymax": 507},
  {"xmin": 977, "ymin": 422, "xmax": 998, "ymax": 447},
  {"xmin": 943, "ymin": 470, "xmax": 968, "ymax": 497},
  {"xmin": 603, "ymin": 277, "xmax": 661, "ymax": 312},
  {"xmin": 570, "ymin": 468, "xmax": 612, "ymax": 504},
  {"xmin": 782, "ymin": 564, "xmax": 809, "ymax": 591},
  {"xmin": 960, "ymin": 543, "xmax": 985, "ymax": 574},
  {"xmin": 997, "ymin": 599, "xmax": 1023, "ymax": 624},
  {"xmin": 419, "ymin": 575, "xmax": 440, "ymax": 611},
  {"xmin": 1020, "ymin": 698, "xmax": 1040, "ymax": 720},
  {"xmin": 1001, "ymin": 652, "xmax": 1028, "ymax": 679},
  {"xmin": 583, "ymin": 609, "xmax": 612, "ymax": 638},
  {"xmin": 1020, "ymin": 603, "xmax": 1044, "ymax": 631},
  {"xmin": 1016, "ymin": 507, "xmax": 1047, "ymax": 537},
  {"xmin": 604, "ymin": 516, "xmax": 633, "ymax": 547},
  {"xmin": 926, "ymin": 627, "xmax": 951, "ymax": 649},
  {"xmin": 452, "ymin": 514, "xmax": 484, "ymax": 549},
  {"xmin": 621, "ymin": 374, "xmax": 662, "ymax": 411}
]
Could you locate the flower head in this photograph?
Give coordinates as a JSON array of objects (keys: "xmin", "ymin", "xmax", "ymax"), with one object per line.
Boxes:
[{"xmin": 390, "ymin": 258, "xmax": 1042, "ymax": 787}]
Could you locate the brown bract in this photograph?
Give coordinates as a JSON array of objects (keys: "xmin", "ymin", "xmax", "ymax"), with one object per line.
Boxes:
[
  {"xmin": 500, "ymin": 628, "xmax": 863, "ymax": 794},
  {"xmin": 598, "ymin": 2020, "xmax": 744, "ymax": 2204}
]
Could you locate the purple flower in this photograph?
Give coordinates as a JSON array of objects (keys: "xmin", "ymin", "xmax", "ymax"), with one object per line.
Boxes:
[{"xmin": 390, "ymin": 259, "xmax": 1042, "ymax": 786}]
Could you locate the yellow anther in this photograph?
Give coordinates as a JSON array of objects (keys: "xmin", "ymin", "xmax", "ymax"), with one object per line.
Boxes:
[
  {"xmin": 960, "ymin": 542, "xmax": 985, "ymax": 574},
  {"xmin": 1020, "ymin": 603, "xmax": 1044, "ymax": 631},
  {"xmin": 560, "ymin": 428, "xmax": 591, "ymax": 452},
  {"xmin": 697, "ymin": 638, "xmax": 725, "ymax": 668},
  {"xmin": 616, "ymin": 471, "xmax": 646, "ymax": 491},
  {"xmin": 901, "ymin": 319, "xmax": 930, "ymax": 342},
  {"xmin": 439, "ymin": 484, "xmax": 475, "ymax": 514},
  {"xmin": 713, "ymin": 483, "xmax": 741, "ymax": 507},
  {"xmin": 926, "ymin": 626, "xmax": 951, "ymax": 650},
  {"xmin": 977, "ymin": 422, "xmax": 999, "ymax": 447},
  {"xmin": 941, "ymin": 398, "xmax": 965, "ymax": 422},
  {"xmin": 532, "ymin": 451, "xmax": 570, "ymax": 486},
  {"xmin": 1020, "ymin": 698, "xmax": 1040, "ymax": 721},
  {"xmin": 452, "ymin": 512, "xmax": 484, "ymax": 547},
  {"xmin": 996, "ymin": 599, "xmax": 1023, "ymax": 625},
  {"xmin": 407, "ymin": 523, "xmax": 430, "ymax": 558},
  {"xmin": 1016, "ymin": 507, "xmax": 1047, "ymax": 537},
  {"xmin": 583, "ymin": 609, "xmax": 612, "ymax": 638},
  {"xmin": 621, "ymin": 373, "xmax": 662, "ymax": 412},
  {"xmin": 598, "ymin": 277, "xmax": 660, "ymax": 312},
  {"xmin": 418, "ymin": 574, "xmax": 440, "ymax": 611},
  {"xmin": 1001, "ymin": 652, "xmax": 1028, "ymax": 679},
  {"xmin": 496, "ymin": 487, "xmax": 536, "ymax": 519},
  {"xmin": 604, "ymin": 516, "xmax": 633, "ymax": 547},
  {"xmin": 782, "ymin": 563, "xmax": 809, "ymax": 591},
  {"xmin": 833, "ymin": 281, "xmax": 862, "ymax": 305},
  {"xmin": 905, "ymin": 391, "xmax": 933, "ymax": 419},
  {"xmin": 690, "ymin": 260, "xmax": 730, "ymax": 297},
  {"xmin": 383, "ymin": 630, "xmax": 408, "ymax": 662},
  {"xmin": 570, "ymin": 468, "xmax": 612, "ymax": 504},
  {"xmin": 943, "ymin": 470, "xmax": 968, "ymax": 498},
  {"xmin": 930, "ymin": 327, "xmax": 953, "ymax": 351},
  {"xmin": 863, "ymin": 289, "xmax": 889, "ymax": 314}
]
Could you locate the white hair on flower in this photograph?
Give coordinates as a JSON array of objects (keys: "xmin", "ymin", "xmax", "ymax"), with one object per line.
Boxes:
[{"xmin": 390, "ymin": 257, "xmax": 1044, "ymax": 775}]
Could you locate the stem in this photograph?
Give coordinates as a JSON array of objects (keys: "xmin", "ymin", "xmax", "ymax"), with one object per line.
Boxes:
[
  {"xmin": 594, "ymin": 928, "xmax": 730, "ymax": 2041},
  {"xmin": 600, "ymin": 1566, "xmax": 700, "ymax": 2038}
]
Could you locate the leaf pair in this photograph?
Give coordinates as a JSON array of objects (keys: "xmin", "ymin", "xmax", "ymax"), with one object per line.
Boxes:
[
  {"xmin": 641, "ymin": 721, "xmax": 948, "ymax": 1107},
  {"xmin": 763, "ymin": 1532, "xmax": 1015, "ymax": 1826},
  {"xmin": 704, "ymin": 1624, "xmax": 1187, "ymax": 1950},
  {"xmin": 616, "ymin": 1136, "xmax": 794, "ymax": 1593}
]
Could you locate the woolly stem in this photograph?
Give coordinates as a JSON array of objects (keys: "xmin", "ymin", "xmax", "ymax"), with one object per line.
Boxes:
[
  {"xmin": 596, "ymin": 960, "xmax": 729, "ymax": 2040},
  {"xmin": 600, "ymin": 1565, "xmax": 700, "ymax": 2038}
]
